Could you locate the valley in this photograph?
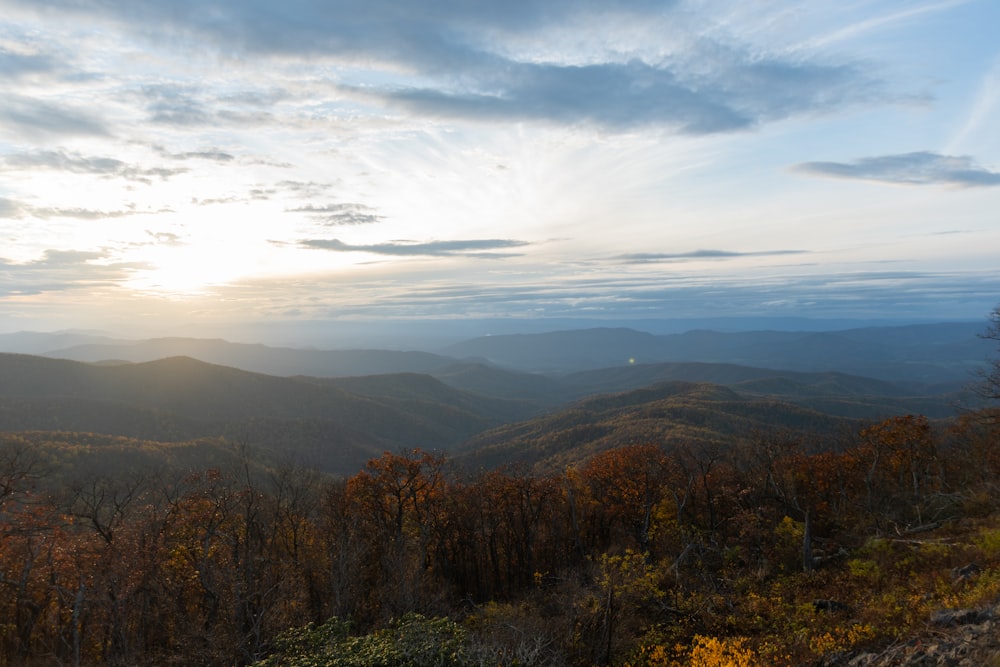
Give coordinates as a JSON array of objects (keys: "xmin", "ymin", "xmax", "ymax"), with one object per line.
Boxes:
[{"xmin": 0, "ymin": 319, "xmax": 998, "ymax": 666}]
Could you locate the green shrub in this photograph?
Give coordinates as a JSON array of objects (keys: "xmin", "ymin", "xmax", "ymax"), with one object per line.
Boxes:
[{"xmin": 255, "ymin": 614, "xmax": 469, "ymax": 667}]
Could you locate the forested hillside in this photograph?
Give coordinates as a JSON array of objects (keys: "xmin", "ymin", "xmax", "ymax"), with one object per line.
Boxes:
[
  {"xmin": 1, "ymin": 315, "xmax": 998, "ymax": 666},
  {"xmin": 0, "ymin": 353, "xmax": 537, "ymax": 474},
  {"xmin": 0, "ymin": 350, "xmax": 966, "ymax": 477},
  {"xmin": 456, "ymin": 381, "xmax": 859, "ymax": 472},
  {"xmin": 3, "ymin": 410, "xmax": 1000, "ymax": 665}
]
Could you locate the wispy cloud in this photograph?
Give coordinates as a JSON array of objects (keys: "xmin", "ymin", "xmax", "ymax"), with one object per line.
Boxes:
[
  {"xmin": 0, "ymin": 197, "xmax": 25, "ymax": 218},
  {"xmin": 0, "ymin": 94, "xmax": 108, "ymax": 139},
  {"xmin": 1, "ymin": 0, "xmax": 995, "ymax": 329},
  {"xmin": 216, "ymin": 264, "xmax": 1000, "ymax": 323},
  {"xmin": 27, "ymin": 206, "xmax": 166, "ymax": 220},
  {"xmin": 615, "ymin": 249, "xmax": 807, "ymax": 264},
  {"xmin": 366, "ymin": 55, "xmax": 874, "ymax": 133},
  {"xmin": 190, "ymin": 195, "xmax": 239, "ymax": 206},
  {"xmin": 0, "ymin": 46, "xmax": 58, "ymax": 79},
  {"xmin": 139, "ymin": 83, "xmax": 212, "ymax": 126},
  {"xmin": 0, "ymin": 249, "xmax": 141, "ymax": 296},
  {"xmin": 276, "ymin": 181, "xmax": 337, "ymax": 199},
  {"xmin": 11, "ymin": 0, "xmax": 882, "ymax": 134},
  {"xmin": 153, "ymin": 146, "xmax": 235, "ymax": 162},
  {"xmin": 145, "ymin": 231, "xmax": 185, "ymax": 246},
  {"xmin": 288, "ymin": 203, "xmax": 384, "ymax": 226},
  {"xmin": 802, "ymin": 0, "xmax": 971, "ymax": 49},
  {"xmin": 299, "ymin": 237, "xmax": 529, "ymax": 257},
  {"xmin": 2, "ymin": 149, "xmax": 188, "ymax": 182},
  {"xmin": 792, "ymin": 151, "xmax": 1000, "ymax": 187}
]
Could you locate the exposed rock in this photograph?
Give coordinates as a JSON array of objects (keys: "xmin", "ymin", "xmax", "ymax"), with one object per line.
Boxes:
[
  {"xmin": 949, "ymin": 563, "xmax": 982, "ymax": 590},
  {"xmin": 814, "ymin": 599, "xmax": 853, "ymax": 613},
  {"xmin": 827, "ymin": 604, "xmax": 1000, "ymax": 666},
  {"xmin": 950, "ymin": 563, "xmax": 981, "ymax": 580},
  {"xmin": 929, "ymin": 607, "xmax": 991, "ymax": 628}
]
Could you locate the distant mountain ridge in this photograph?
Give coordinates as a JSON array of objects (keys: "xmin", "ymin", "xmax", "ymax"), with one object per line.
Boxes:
[
  {"xmin": 0, "ymin": 321, "xmax": 988, "ymax": 388},
  {"xmin": 440, "ymin": 322, "xmax": 990, "ymax": 383},
  {"xmin": 0, "ymin": 353, "xmax": 531, "ymax": 474},
  {"xmin": 38, "ymin": 337, "xmax": 456, "ymax": 377},
  {"xmin": 0, "ymin": 320, "xmax": 989, "ymax": 477}
]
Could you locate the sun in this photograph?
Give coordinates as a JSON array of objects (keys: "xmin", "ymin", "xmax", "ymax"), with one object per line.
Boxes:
[
  {"xmin": 120, "ymin": 219, "xmax": 361, "ymax": 297},
  {"xmin": 125, "ymin": 245, "xmax": 251, "ymax": 295},
  {"xmin": 122, "ymin": 220, "xmax": 279, "ymax": 295}
]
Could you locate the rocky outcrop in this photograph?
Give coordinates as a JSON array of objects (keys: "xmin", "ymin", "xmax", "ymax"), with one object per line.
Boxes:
[{"xmin": 828, "ymin": 604, "xmax": 1000, "ymax": 667}]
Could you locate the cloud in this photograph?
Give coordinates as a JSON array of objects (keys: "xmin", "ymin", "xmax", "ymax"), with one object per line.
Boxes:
[
  {"xmin": 277, "ymin": 181, "xmax": 337, "ymax": 198},
  {"xmin": 0, "ymin": 46, "xmax": 57, "ymax": 79},
  {"xmin": 792, "ymin": 152, "xmax": 1000, "ymax": 187},
  {"xmin": 288, "ymin": 203, "xmax": 384, "ymax": 226},
  {"xmin": 133, "ymin": 83, "xmax": 279, "ymax": 129},
  {"xmin": 298, "ymin": 237, "xmax": 529, "ymax": 257},
  {"xmin": 803, "ymin": 1, "xmax": 969, "ymax": 50},
  {"xmin": 0, "ymin": 249, "xmax": 141, "ymax": 296},
  {"xmin": 24, "ymin": 205, "xmax": 169, "ymax": 220},
  {"xmin": 2, "ymin": 149, "xmax": 188, "ymax": 183},
  {"xmin": 615, "ymin": 249, "xmax": 807, "ymax": 264},
  {"xmin": 0, "ymin": 197, "xmax": 25, "ymax": 218},
  {"xmin": 249, "ymin": 188, "xmax": 276, "ymax": 200},
  {"xmin": 190, "ymin": 181, "xmax": 335, "ymax": 207},
  {"xmin": 0, "ymin": 94, "xmax": 108, "ymax": 138},
  {"xmin": 364, "ymin": 54, "xmax": 872, "ymax": 133},
  {"xmin": 138, "ymin": 83, "xmax": 212, "ymax": 126},
  {"xmin": 12, "ymin": 0, "xmax": 881, "ymax": 133},
  {"xmin": 191, "ymin": 195, "xmax": 241, "ymax": 206},
  {"xmin": 153, "ymin": 147, "xmax": 235, "ymax": 162},
  {"xmin": 18, "ymin": 1, "xmax": 668, "ymax": 62},
  {"xmin": 219, "ymin": 264, "xmax": 1000, "ymax": 323},
  {"xmin": 145, "ymin": 231, "xmax": 185, "ymax": 246}
]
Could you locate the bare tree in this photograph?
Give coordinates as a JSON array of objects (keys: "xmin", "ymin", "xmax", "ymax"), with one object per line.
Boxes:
[
  {"xmin": 978, "ymin": 305, "xmax": 1000, "ymax": 401},
  {"xmin": 0, "ymin": 437, "xmax": 45, "ymax": 507}
]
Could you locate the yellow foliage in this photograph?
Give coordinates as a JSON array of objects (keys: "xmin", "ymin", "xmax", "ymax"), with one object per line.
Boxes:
[
  {"xmin": 596, "ymin": 549, "xmax": 664, "ymax": 600},
  {"xmin": 976, "ymin": 528, "xmax": 1000, "ymax": 558},
  {"xmin": 622, "ymin": 642, "xmax": 678, "ymax": 667},
  {"xmin": 688, "ymin": 635, "xmax": 758, "ymax": 667},
  {"xmin": 808, "ymin": 624, "xmax": 875, "ymax": 655},
  {"xmin": 623, "ymin": 635, "xmax": 764, "ymax": 667}
]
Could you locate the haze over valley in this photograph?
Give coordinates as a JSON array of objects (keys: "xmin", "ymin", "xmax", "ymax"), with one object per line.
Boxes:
[{"xmin": 0, "ymin": 319, "xmax": 993, "ymax": 476}]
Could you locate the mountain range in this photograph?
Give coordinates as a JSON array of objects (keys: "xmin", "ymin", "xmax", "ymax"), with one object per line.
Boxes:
[
  {"xmin": 2, "ymin": 320, "xmax": 987, "ymax": 384},
  {"xmin": 0, "ymin": 320, "xmax": 991, "ymax": 476}
]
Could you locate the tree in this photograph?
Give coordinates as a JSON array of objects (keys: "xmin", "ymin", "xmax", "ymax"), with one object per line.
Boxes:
[
  {"xmin": 345, "ymin": 449, "xmax": 448, "ymax": 622},
  {"xmin": 854, "ymin": 415, "xmax": 940, "ymax": 531},
  {"xmin": 979, "ymin": 304, "xmax": 1000, "ymax": 401},
  {"xmin": 579, "ymin": 444, "xmax": 672, "ymax": 556}
]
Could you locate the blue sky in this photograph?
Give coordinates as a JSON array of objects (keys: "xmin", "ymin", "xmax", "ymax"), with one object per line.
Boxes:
[{"xmin": 1, "ymin": 0, "xmax": 998, "ymax": 337}]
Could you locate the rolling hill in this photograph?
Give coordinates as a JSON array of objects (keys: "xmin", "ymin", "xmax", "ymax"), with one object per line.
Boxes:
[
  {"xmin": 41, "ymin": 337, "xmax": 456, "ymax": 377},
  {"xmin": 455, "ymin": 381, "xmax": 862, "ymax": 473},
  {"xmin": 0, "ymin": 318, "xmax": 986, "ymax": 478},
  {"xmin": 0, "ymin": 353, "xmax": 533, "ymax": 474},
  {"xmin": 2, "ymin": 322, "xmax": 987, "ymax": 389},
  {"xmin": 441, "ymin": 322, "xmax": 991, "ymax": 383},
  {"xmin": 557, "ymin": 361, "xmax": 974, "ymax": 418}
]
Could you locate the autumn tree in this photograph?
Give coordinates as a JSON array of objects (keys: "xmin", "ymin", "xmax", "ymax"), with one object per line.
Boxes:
[
  {"xmin": 579, "ymin": 444, "xmax": 673, "ymax": 556},
  {"xmin": 346, "ymin": 449, "xmax": 449, "ymax": 623},
  {"xmin": 853, "ymin": 415, "xmax": 941, "ymax": 531},
  {"xmin": 438, "ymin": 465, "xmax": 564, "ymax": 601}
]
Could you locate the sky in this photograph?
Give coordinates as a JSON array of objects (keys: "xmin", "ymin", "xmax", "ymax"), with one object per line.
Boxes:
[{"xmin": 1, "ymin": 0, "xmax": 999, "ymax": 340}]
